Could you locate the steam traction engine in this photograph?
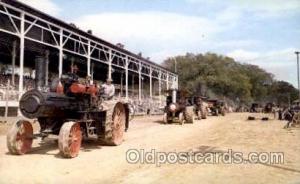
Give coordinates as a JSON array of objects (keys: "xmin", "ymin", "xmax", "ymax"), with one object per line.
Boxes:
[
  {"xmin": 7, "ymin": 57, "xmax": 130, "ymax": 158},
  {"xmin": 163, "ymin": 89, "xmax": 194, "ymax": 124},
  {"xmin": 191, "ymin": 96, "xmax": 208, "ymax": 120}
]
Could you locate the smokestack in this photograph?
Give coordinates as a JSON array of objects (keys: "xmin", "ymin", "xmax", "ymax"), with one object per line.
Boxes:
[
  {"xmin": 35, "ymin": 56, "xmax": 46, "ymax": 90},
  {"xmin": 87, "ymin": 30, "xmax": 93, "ymax": 34},
  {"xmin": 116, "ymin": 43, "xmax": 124, "ymax": 48}
]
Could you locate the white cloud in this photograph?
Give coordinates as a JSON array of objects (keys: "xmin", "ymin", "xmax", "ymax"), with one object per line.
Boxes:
[
  {"xmin": 18, "ymin": 0, "xmax": 61, "ymax": 16},
  {"xmin": 74, "ymin": 11, "xmax": 232, "ymax": 62},
  {"xmin": 227, "ymin": 49, "xmax": 260, "ymax": 61},
  {"xmin": 215, "ymin": 40, "xmax": 261, "ymax": 49},
  {"xmin": 216, "ymin": 7, "xmax": 241, "ymax": 22},
  {"xmin": 68, "ymin": 2, "xmax": 297, "ymax": 86},
  {"xmin": 227, "ymin": 48, "xmax": 298, "ymax": 86},
  {"xmin": 186, "ymin": 0, "xmax": 300, "ymax": 17},
  {"xmin": 233, "ymin": 0, "xmax": 300, "ymax": 14}
]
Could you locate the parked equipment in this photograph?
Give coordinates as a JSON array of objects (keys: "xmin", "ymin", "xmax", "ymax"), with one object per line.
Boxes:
[
  {"xmin": 186, "ymin": 96, "xmax": 208, "ymax": 120},
  {"xmin": 7, "ymin": 56, "xmax": 130, "ymax": 158},
  {"xmin": 250, "ymin": 103, "xmax": 263, "ymax": 113},
  {"xmin": 207, "ymin": 99, "xmax": 226, "ymax": 116},
  {"xmin": 163, "ymin": 89, "xmax": 194, "ymax": 125},
  {"xmin": 283, "ymin": 100, "xmax": 300, "ymax": 127}
]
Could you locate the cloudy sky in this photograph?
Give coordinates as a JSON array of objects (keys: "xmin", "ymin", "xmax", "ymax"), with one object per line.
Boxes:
[{"xmin": 19, "ymin": 0, "xmax": 300, "ymax": 86}]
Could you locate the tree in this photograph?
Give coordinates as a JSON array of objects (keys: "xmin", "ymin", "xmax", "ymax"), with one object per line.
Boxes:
[{"xmin": 163, "ymin": 52, "xmax": 297, "ymax": 106}]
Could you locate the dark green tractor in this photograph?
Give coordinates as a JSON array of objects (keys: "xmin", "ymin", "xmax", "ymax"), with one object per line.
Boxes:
[
  {"xmin": 207, "ymin": 99, "xmax": 226, "ymax": 116},
  {"xmin": 163, "ymin": 90, "xmax": 194, "ymax": 125}
]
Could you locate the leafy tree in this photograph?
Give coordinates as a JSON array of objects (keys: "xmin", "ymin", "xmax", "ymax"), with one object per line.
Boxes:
[{"xmin": 163, "ymin": 53, "xmax": 298, "ymax": 106}]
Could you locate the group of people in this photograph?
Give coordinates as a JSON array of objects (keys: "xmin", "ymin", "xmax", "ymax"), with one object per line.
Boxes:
[
  {"xmin": 0, "ymin": 74, "xmax": 34, "ymax": 91},
  {"xmin": 0, "ymin": 64, "xmax": 116, "ymax": 101},
  {"xmin": 0, "ymin": 74, "xmax": 34, "ymax": 101}
]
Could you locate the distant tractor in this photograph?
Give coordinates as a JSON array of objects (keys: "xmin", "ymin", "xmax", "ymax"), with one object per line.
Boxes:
[
  {"xmin": 250, "ymin": 103, "xmax": 263, "ymax": 113},
  {"xmin": 263, "ymin": 102, "xmax": 278, "ymax": 118},
  {"xmin": 186, "ymin": 96, "xmax": 208, "ymax": 120},
  {"xmin": 207, "ymin": 99, "xmax": 226, "ymax": 116},
  {"xmin": 264, "ymin": 102, "xmax": 275, "ymax": 113},
  {"xmin": 163, "ymin": 90, "xmax": 194, "ymax": 125},
  {"xmin": 284, "ymin": 100, "xmax": 300, "ymax": 127}
]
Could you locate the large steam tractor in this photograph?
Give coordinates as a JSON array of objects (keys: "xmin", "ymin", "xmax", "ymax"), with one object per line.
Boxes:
[
  {"xmin": 7, "ymin": 57, "xmax": 130, "ymax": 158},
  {"xmin": 163, "ymin": 89, "xmax": 194, "ymax": 124}
]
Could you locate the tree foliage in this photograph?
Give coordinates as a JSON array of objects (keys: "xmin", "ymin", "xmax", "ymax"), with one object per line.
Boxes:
[{"xmin": 163, "ymin": 52, "xmax": 298, "ymax": 106}]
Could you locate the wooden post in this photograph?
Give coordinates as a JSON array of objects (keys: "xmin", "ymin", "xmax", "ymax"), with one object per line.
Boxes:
[
  {"xmin": 11, "ymin": 41, "xmax": 16, "ymax": 86},
  {"xmin": 4, "ymin": 80, "xmax": 10, "ymax": 123}
]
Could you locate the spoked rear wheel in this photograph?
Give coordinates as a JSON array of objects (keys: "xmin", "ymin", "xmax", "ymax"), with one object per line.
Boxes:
[
  {"xmin": 197, "ymin": 110, "xmax": 202, "ymax": 120},
  {"xmin": 184, "ymin": 106, "xmax": 195, "ymax": 124},
  {"xmin": 7, "ymin": 120, "xmax": 33, "ymax": 155},
  {"xmin": 58, "ymin": 121, "xmax": 82, "ymax": 158},
  {"xmin": 179, "ymin": 112, "xmax": 185, "ymax": 125},
  {"xmin": 104, "ymin": 102, "xmax": 126, "ymax": 146},
  {"xmin": 201, "ymin": 108, "xmax": 207, "ymax": 119},
  {"xmin": 163, "ymin": 112, "xmax": 169, "ymax": 124},
  {"xmin": 128, "ymin": 103, "xmax": 136, "ymax": 121},
  {"xmin": 292, "ymin": 112, "xmax": 300, "ymax": 127},
  {"xmin": 221, "ymin": 108, "xmax": 226, "ymax": 116}
]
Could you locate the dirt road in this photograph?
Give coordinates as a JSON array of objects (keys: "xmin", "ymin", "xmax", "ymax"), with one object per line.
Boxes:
[{"xmin": 0, "ymin": 113, "xmax": 299, "ymax": 184}]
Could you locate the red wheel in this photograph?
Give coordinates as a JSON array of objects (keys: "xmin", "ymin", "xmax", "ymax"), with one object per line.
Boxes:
[
  {"xmin": 7, "ymin": 120, "xmax": 33, "ymax": 155},
  {"xmin": 58, "ymin": 122, "xmax": 82, "ymax": 158},
  {"xmin": 104, "ymin": 103, "xmax": 126, "ymax": 146},
  {"xmin": 111, "ymin": 103, "xmax": 126, "ymax": 145}
]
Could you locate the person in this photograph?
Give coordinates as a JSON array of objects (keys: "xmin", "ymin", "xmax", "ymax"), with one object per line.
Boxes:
[
  {"xmin": 102, "ymin": 78, "xmax": 115, "ymax": 100},
  {"xmin": 67, "ymin": 64, "xmax": 79, "ymax": 82},
  {"xmin": 283, "ymin": 108, "xmax": 293, "ymax": 128},
  {"xmin": 63, "ymin": 64, "xmax": 79, "ymax": 95},
  {"xmin": 86, "ymin": 75, "xmax": 93, "ymax": 85}
]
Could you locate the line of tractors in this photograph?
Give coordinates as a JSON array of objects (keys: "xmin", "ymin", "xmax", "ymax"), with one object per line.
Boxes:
[
  {"xmin": 5, "ymin": 56, "xmax": 228, "ymax": 159},
  {"xmin": 162, "ymin": 89, "xmax": 227, "ymax": 125}
]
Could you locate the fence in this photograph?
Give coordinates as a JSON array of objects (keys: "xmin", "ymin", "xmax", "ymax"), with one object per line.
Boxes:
[
  {"xmin": 0, "ymin": 80, "xmax": 20, "ymax": 123},
  {"xmin": 0, "ymin": 82, "xmax": 167, "ymax": 123}
]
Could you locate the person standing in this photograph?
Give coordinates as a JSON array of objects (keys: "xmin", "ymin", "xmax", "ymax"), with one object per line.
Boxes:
[{"xmin": 102, "ymin": 78, "xmax": 115, "ymax": 100}]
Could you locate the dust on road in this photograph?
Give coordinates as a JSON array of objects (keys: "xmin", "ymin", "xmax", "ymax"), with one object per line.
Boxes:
[{"xmin": 0, "ymin": 113, "xmax": 299, "ymax": 184}]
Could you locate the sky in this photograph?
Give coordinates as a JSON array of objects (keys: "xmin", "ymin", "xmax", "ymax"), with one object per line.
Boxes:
[{"xmin": 19, "ymin": 0, "xmax": 300, "ymax": 86}]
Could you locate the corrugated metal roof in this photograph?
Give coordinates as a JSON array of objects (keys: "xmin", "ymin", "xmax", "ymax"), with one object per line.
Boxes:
[{"xmin": 0, "ymin": 0, "xmax": 176, "ymax": 74}]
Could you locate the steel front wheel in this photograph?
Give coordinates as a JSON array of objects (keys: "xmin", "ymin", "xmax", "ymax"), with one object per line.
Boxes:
[
  {"xmin": 58, "ymin": 121, "xmax": 82, "ymax": 158},
  {"xmin": 7, "ymin": 120, "xmax": 33, "ymax": 155}
]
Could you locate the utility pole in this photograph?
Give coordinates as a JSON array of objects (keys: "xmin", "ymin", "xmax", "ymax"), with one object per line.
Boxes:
[{"xmin": 296, "ymin": 51, "xmax": 300, "ymax": 100}]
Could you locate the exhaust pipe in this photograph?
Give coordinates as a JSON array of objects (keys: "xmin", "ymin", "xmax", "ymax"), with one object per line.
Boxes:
[
  {"xmin": 172, "ymin": 89, "xmax": 177, "ymax": 104},
  {"xmin": 35, "ymin": 56, "xmax": 46, "ymax": 90}
]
